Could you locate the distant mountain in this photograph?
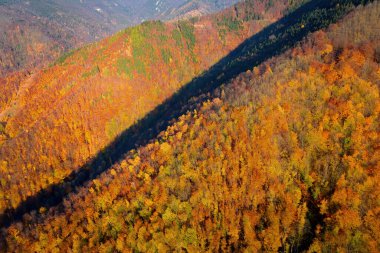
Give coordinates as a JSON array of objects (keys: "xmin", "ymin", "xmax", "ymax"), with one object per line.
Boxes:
[{"xmin": 0, "ymin": 0, "xmax": 240, "ymax": 76}]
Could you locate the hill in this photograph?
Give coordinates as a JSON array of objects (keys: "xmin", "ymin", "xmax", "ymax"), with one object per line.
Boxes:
[
  {"xmin": 0, "ymin": 0, "xmax": 305, "ymax": 222},
  {"xmin": 0, "ymin": 0, "xmax": 239, "ymax": 77},
  {"xmin": 2, "ymin": 1, "xmax": 379, "ymax": 252}
]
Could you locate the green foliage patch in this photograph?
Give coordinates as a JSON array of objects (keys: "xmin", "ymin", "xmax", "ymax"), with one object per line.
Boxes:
[
  {"xmin": 116, "ymin": 57, "xmax": 133, "ymax": 78},
  {"xmin": 161, "ymin": 49, "xmax": 172, "ymax": 64},
  {"xmin": 178, "ymin": 21, "xmax": 196, "ymax": 50},
  {"xmin": 81, "ymin": 65, "xmax": 99, "ymax": 78},
  {"xmin": 172, "ymin": 29, "xmax": 183, "ymax": 48},
  {"xmin": 55, "ymin": 50, "xmax": 75, "ymax": 65},
  {"xmin": 217, "ymin": 17, "xmax": 243, "ymax": 32}
]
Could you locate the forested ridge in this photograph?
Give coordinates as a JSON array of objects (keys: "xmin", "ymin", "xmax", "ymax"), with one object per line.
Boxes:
[
  {"xmin": 0, "ymin": 0, "xmax": 305, "ymax": 222},
  {"xmin": 0, "ymin": 0, "xmax": 379, "ymax": 252}
]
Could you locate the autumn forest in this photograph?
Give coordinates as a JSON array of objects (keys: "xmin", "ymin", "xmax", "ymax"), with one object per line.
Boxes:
[{"xmin": 0, "ymin": 0, "xmax": 379, "ymax": 252}]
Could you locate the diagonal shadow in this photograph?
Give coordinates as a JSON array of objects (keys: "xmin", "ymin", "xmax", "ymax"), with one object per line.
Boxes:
[{"xmin": 0, "ymin": 0, "xmax": 369, "ymax": 229}]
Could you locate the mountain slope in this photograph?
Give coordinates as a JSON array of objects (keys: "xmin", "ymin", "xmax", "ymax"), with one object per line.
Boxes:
[
  {"xmin": 0, "ymin": 0, "xmax": 302, "ymax": 221},
  {"xmin": 2, "ymin": 1, "xmax": 379, "ymax": 251},
  {"xmin": 0, "ymin": 0, "xmax": 239, "ymax": 77},
  {"xmin": 0, "ymin": 1, "xmax": 110, "ymax": 77}
]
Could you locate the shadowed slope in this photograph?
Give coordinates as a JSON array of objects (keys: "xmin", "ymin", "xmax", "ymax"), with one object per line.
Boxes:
[{"xmin": 0, "ymin": 0, "xmax": 372, "ymax": 228}]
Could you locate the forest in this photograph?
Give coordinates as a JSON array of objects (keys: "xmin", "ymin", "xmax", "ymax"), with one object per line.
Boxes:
[
  {"xmin": 0, "ymin": 0, "xmax": 306, "ymax": 222},
  {"xmin": 0, "ymin": 0, "xmax": 379, "ymax": 252}
]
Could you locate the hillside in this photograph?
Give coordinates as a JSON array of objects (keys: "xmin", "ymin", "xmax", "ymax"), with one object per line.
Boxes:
[
  {"xmin": 0, "ymin": 0, "xmax": 239, "ymax": 77},
  {"xmin": 0, "ymin": 0, "xmax": 305, "ymax": 223},
  {"xmin": 2, "ymin": 1, "xmax": 379, "ymax": 252},
  {"xmin": 0, "ymin": 1, "xmax": 110, "ymax": 77}
]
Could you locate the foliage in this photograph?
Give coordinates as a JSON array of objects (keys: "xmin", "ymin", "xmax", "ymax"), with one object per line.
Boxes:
[
  {"xmin": 81, "ymin": 66, "xmax": 99, "ymax": 78},
  {"xmin": 178, "ymin": 21, "xmax": 196, "ymax": 50},
  {"xmin": 2, "ymin": 1, "xmax": 380, "ymax": 252},
  {"xmin": 116, "ymin": 57, "xmax": 133, "ymax": 77},
  {"xmin": 0, "ymin": 0, "xmax": 294, "ymax": 218},
  {"xmin": 55, "ymin": 50, "xmax": 75, "ymax": 66}
]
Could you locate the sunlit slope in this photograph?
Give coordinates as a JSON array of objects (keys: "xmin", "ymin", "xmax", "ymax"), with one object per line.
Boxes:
[
  {"xmin": 0, "ymin": 0, "xmax": 296, "ymax": 216},
  {"xmin": 3, "ymin": 1, "xmax": 379, "ymax": 252}
]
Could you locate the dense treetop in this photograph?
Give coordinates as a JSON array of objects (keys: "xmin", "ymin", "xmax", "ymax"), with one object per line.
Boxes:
[
  {"xmin": 2, "ymin": 1, "xmax": 379, "ymax": 252},
  {"xmin": 0, "ymin": 0, "xmax": 301, "ymax": 219}
]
